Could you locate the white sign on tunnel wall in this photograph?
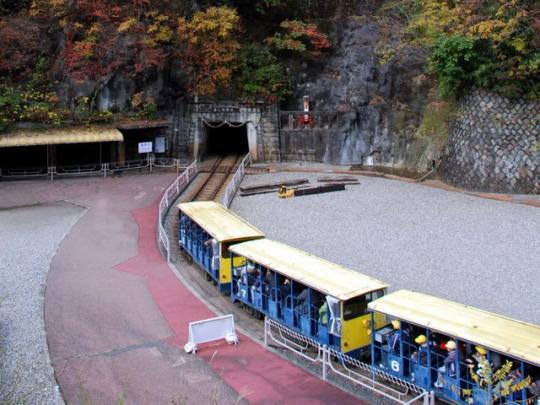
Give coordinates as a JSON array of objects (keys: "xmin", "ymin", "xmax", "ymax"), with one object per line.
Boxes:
[
  {"xmin": 138, "ymin": 141, "xmax": 153, "ymax": 154},
  {"xmin": 154, "ymin": 137, "xmax": 166, "ymax": 153}
]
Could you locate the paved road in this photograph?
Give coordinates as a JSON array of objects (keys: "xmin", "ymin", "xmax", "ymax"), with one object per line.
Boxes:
[
  {"xmin": 0, "ymin": 173, "xmax": 360, "ymax": 404},
  {"xmin": 232, "ymin": 171, "xmax": 540, "ymax": 325},
  {"xmin": 0, "ymin": 174, "xmax": 243, "ymax": 404}
]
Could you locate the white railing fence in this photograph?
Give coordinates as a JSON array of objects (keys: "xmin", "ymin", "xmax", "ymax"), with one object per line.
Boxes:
[
  {"xmin": 264, "ymin": 317, "xmax": 435, "ymax": 405},
  {"xmin": 158, "ymin": 160, "xmax": 198, "ymax": 262},
  {"xmin": 0, "ymin": 157, "xmax": 188, "ymax": 180},
  {"xmin": 221, "ymin": 153, "xmax": 251, "ymax": 208},
  {"xmin": 156, "ymin": 152, "xmax": 251, "ymax": 262}
]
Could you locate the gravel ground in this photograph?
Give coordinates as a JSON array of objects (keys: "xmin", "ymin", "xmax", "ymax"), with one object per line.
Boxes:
[
  {"xmin": 0, "ymin": 202, "xmax": 85, "ymax": 404},
  {"xmin": 231, "ymin": 171, "xmax": 540, "ymax": 325}
]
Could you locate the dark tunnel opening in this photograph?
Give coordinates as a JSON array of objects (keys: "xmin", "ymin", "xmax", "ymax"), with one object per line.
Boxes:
[{"xmin": 205, "ymin": 122, "xmax": 248, "ymax": 156}]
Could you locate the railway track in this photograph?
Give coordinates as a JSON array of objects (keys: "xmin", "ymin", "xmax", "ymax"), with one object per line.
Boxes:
[{"xmin": 180, "ymin": 154, "xmax": 244, "ymax": 202}]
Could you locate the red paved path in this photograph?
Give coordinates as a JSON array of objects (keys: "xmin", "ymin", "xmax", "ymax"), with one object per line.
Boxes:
[
  {"xmin": 0, "ymin": 175, "xmax": 359, "ymax": 404},
  {"xmin": 115, "ymin": 200, "xmax": 360, "ymax": 404}
]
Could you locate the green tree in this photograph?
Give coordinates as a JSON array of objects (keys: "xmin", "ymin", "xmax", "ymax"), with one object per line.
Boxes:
[
  {"xmin": 408, "ymin": 0, "xmax": 540, "ymax": 98},
  {"xmin": 429, "ymin": 35, "xmax": 494, "ymax": 97},
  {"xmin": 235, "ymin": 44, "xmax": 289, "ymax": 102}
]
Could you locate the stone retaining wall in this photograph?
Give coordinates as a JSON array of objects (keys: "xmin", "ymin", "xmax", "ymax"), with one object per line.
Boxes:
[
  {"xmin": 443, "ymin": 89, "xmax": 540, "ymax": 194},
  {"xmin": 258, "ymin": 105, "xmax": 280, "ymax": 162}
]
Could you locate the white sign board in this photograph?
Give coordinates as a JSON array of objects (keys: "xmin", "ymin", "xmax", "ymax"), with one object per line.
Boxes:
[
  {"xmin": 138, "ymin": 141, "xmax": 153, "ymax": 154},
  {"xmin": 154, "ymin": 136, "xmax": 165, "ymax": 153},
  {"xmin": 184, "ymin": 314, "xmax": 238, "ymax": 353}
]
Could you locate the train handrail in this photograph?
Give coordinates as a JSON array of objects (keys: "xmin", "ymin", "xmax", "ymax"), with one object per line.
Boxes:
[
  {"xmin": 158, "ymin": 160, "xmax": 198, "ymax": 262},
  {"xmin": 264, "ymin": 317, "xmax": 434, "ymax": 405},
  {"xmin": 221, "ymin": 153, "xmax": 251, "ymax": 208}
]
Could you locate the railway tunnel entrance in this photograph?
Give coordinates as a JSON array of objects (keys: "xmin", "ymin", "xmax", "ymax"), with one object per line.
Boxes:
[
  {"xmin": 185, "ymin": 102, "xmax": 279, "ymax": 162},
  {"xmin": 204, "ymin": 122, "xmax": 249, "ymax": 157}
]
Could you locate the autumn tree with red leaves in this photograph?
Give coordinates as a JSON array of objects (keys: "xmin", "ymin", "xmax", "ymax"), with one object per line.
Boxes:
[
  {"xmin": 0, "ymin": 0, "xmax": 335, "ymax": 130},
  {"xmin": 0, "ymin": 18, "xmax": 45, "ymax": 79},
  {"xmin": 176, "ymin": 6, "xmax": 241, "ymax": 96},
  {"xmin": 266, "ymin": 19, "xmax": 331, "ymax": 56}
]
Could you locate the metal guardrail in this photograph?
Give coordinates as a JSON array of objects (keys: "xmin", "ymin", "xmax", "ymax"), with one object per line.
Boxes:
[
  {"xmin": 108, "ymin": 158, "xmax": 150, "ymax": 172},
  {"xmin": 158, "ymin": 160, "xmax": 198, "ymax": 263},
  {"xmin": 55, "ymin": 163, "xmax": 103, "ymax": 177},
  {"xmin": 0, "ymin": 166, "xmax": 49, "ymax": 179},
  {"xmin": 221, "ymin": 153, "xmax": 251, "ymax": 208},
  {"xmin": 0, "ymin": 157, "xmax": 188, "ymax": 180},
  {"xmin": 264, "ymin": 317, "xmax": 434, "ymax": 405}
]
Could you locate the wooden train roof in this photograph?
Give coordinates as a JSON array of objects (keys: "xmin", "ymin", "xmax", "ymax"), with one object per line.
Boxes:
[
  {"xmin": 177, "ymin": 201, "xmax": 264, "ymax": 243},
  {"xmin": 229, "ymin": 239, "xmax": 388, "ymax": 301},
  {"xmin": 368, "ymin": 290, "xmax": 540, "ymax": 366}
]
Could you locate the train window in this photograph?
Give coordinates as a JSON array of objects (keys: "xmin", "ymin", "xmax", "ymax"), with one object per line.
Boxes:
[
  {"xmin": 343, "ymin": 296, "xmax": 368, "ymax": 320},
  {"xmin": 221, "ymin": 242, "xmax": 230, "ymax": 258},
  {"xmin": 366, "ymin": 290, "xmax": 384, "ymax": 301},
  {"xmin": 343, "ymin": 290, "xmax": 385, "ymax": 321}
]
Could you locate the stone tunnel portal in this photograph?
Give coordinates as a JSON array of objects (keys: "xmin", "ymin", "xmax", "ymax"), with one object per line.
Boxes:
[{"xmin": 204, "ymin": 122, "xmax": 249, "ymax": 157}]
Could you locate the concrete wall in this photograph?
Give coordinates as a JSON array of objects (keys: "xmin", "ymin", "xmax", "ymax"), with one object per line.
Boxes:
[
  {"xmin": 280, "ymin": 129, "xmax": 329, "ymax": 162},
  {"xmin": 443, "ymin": 89, "xmax": 540, "ymax": 194}
]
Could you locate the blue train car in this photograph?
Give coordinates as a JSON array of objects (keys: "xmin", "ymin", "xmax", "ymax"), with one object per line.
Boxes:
[
  {"xmin": 229, "ymin": 239, "xmax": 388, "ymax": 358},
  {"xmin": 177, "ymin": 201, "xmax": 264, "ymax": 293},
  {"xmin": 368, "ymin": 290, "xmax": 540, "ymax": 405}
]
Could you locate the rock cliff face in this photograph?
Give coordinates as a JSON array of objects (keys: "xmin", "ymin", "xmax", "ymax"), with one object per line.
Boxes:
[
  {"xmin": 47, "ymin": 14, "xmax": 438, "ymax": 170},
  {"xmin": 287, "ymin": 17, "xmax": 437, "ymax": 169}
]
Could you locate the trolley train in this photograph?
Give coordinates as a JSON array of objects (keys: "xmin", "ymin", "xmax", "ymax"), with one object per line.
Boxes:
[
  {"xmin": 229, "ymin": 238, "xmax": 388, "ymax": 358},
  {"xmin": 177, "ymin": 201, "xmax": 264, "ymax": 293},
  {"xmin": 178, "ymin": 201, "xmax": 540, "ymax": 405}
]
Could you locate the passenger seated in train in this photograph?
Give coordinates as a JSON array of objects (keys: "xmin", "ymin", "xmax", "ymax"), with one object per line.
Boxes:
[
  {"xmin": 528, "ymin": 379, "xmax": 540, "ymax": 405},
  {"xmin": 204, "ymin": 237, "xmax": 219, "ymax": 271},
  {"xmin": 249, "ymin": 268, "xmax": 261, "ymax": 302},
  {"xmin": 316, "ymin": 297, "xmax": 337, "ymax": 332},
  {"xmin": 281, "ymin": 278, "xmax": 291, "ymax": 299},
  {"xmin": 295, "ymin": 287, "xmax": 309, "ymax": 316},
  {"xmin": 386, "ymin": 320, "xmax": 409, "ymax": 354},
  {"xmin": 264, "ymin": 269, "xmax": 276, "ymax": 300},
  {"xmin": 465, "ymin": 346, "xmax": 490, "ymax": 384},
  {"xmin": 428, "ymin": 332, "xmax": 447, "ymax": 358},
  {"xmin": 319, "ymin": 301, "xmax": 328, "ymax": 326},
  {"xmin": 241, "ymin": 262, "xmax": 256, "ymax": 286},
  {"xmin": 235, "ymin": 262, "xmax": 260, "ymax": 302},
  {"xmin": 434, "ymin": 340, "xmax": 457, "ymax": 388},
  {"xmin": 411, "ymin": 334, "xmax": 429, "ymax": 367}
]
